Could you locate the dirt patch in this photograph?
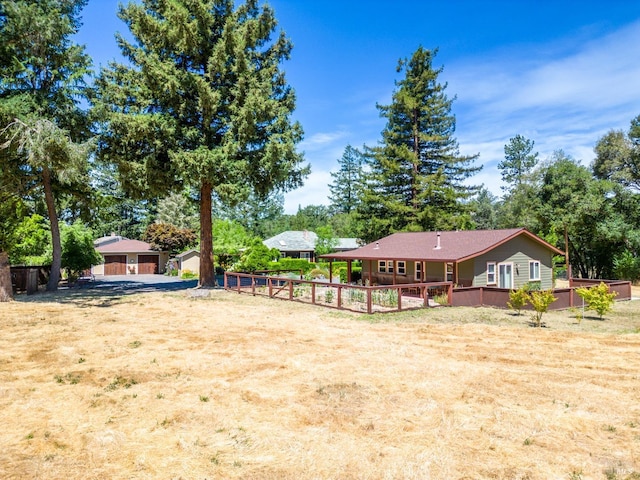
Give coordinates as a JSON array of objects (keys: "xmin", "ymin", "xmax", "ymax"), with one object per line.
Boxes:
[{"xmin": 1, "ymin": 290, "xmax": 639, "ymax": 479}]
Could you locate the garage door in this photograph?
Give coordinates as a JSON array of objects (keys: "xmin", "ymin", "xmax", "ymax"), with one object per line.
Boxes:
[
  {"xmin": 104, "ymin": 255, "xmax": 126, "ymax": 275},
  {"xmin": 138, "ymin": 255, "xmax": 159, "ymax": 274}
]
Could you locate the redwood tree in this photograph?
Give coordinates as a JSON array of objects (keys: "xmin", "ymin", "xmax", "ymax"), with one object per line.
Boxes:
[
  {"xmin": 357, "ymin": 47, "xmax": 481, "ymax": 243},
  {"xmin": 93, "ymin": 0, "xmax": 307, "ymax": 286}
]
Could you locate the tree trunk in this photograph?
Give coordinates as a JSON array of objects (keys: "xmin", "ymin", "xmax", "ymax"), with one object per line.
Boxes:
[
  {"xmin": 43, "ymin": 166, "xmax": 61, "ymax": 291},
  {"xmin": 0, "ymin": 251, "xmax": 13, "ymax": 301},
  {"xmin": 199, "ymin": 181, "xmax": 215, "ymax": 287}
]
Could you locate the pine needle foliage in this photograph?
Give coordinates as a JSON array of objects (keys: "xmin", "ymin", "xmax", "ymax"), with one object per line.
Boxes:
[
  {"xmin": 357, "ymin": 47, "xmax": 481, "ymax": 243},
  {"xmin": 93, "ymin": 0, "xmax": 308, "ymax": 286}
]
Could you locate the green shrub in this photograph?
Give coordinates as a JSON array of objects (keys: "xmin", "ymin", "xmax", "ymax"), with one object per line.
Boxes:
[
  {"xmin": 576, "ymin": 282, "xmax": 618, "ymax": 320},
  {"xmin": 508, "ymin": 284, "xmax": 530, "ymax": 315},
  {"xmin": 276, "ymin": 258, "xmax": 316, "ymax": 273},
  {"xmin": 529, "ymin": 290, "xmax": 557, "ymax": 327},
  {"xmin": 324, "ymin": 289, "xmax": 334, "ymax": 303}
]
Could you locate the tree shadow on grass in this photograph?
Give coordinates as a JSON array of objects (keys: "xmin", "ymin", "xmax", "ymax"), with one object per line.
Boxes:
[{"xmin": 12, "ymin": 277, "xmax": 199, "ymax": 308}]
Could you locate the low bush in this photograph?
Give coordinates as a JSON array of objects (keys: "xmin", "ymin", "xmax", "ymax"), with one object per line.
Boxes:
[
  {"xmin": 576, "ymin": 282, "xmax": 618, "ymax": 320},
  {"xmin": 181, "ymin": 269, "xmax": 197, "ymax": 280}
]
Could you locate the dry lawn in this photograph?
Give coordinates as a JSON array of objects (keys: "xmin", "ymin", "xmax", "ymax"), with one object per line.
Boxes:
[{"xmin": 1, "ymin": 287, "xmax": 640, "ymax": 480}]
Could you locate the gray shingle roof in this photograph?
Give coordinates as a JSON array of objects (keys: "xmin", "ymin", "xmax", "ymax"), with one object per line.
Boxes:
[
  {"xmin": 263, "ymin": 231, "xmax": 359, "ymax": 253},
  {"xmin": 263, "ymin": 230, "xmax": 317, "ymax": 252}
]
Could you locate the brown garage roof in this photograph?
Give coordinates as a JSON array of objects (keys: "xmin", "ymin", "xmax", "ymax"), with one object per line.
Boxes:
[
  {"xmin": 320, "ymin": 228, "xmax": 564, "ymax": 262},
  {"xmin": 96, "ymin": 239, "xmax": 159, "ymax": 254}
]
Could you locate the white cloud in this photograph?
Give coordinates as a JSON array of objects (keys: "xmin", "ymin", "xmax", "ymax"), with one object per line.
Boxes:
[
  {"xmin": 300, "ymin": 130, "xmax": 349, "ymax": 151},
  {"xmin": 449, "ymin": 19, "xmax": 640, "ymax": 197},
  {"xmin": 284, "ymin": 170, "xmax": 332, "ymax": 214}
]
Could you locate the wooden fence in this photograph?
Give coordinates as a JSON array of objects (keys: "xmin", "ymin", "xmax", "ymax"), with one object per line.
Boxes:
[
  {"xmin": 225, "ymin": 272, "xmax": 632, "ymax": 314},
  {"xmin": 452, "ymin": 279, "xmax": 632, "ymax": 310},
  {"xmin": 10, "ymin": 266, "xmax": 51, "ymax": 294},
  {"xmin": 224, "ymin": 272, "xmax": 452, "ymax": 314}
]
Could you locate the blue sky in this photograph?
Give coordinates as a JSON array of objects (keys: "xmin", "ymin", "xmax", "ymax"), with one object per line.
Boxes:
[{"xmin": 77, "ymin": 1, "xmax": 640, "ymax": 213}]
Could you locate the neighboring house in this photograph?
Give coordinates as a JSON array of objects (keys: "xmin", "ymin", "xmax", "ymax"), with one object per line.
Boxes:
[
  {"xmin": 92, "ymin": 237, "xmax": 169, "ymax": 275},
  {"xmin": 320, "ymin": 228, "xmax": 565, "ymax": 289},
  {"xmin": 263, "ymin": 230, "xmax": 358, "ymax": 262},
  {"xmin": 263, "ymin": 230, "xmax": 318, "ymax": 261}
]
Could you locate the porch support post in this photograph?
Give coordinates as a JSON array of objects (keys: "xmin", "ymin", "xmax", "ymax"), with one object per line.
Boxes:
[
  {"xmin": 368, "ymin": 260, "xmax": 373, "ymax": 285},
  {"xmin": 329, "ymin": 260, "xmax": 333, "ymax": 283},
  {"xmin": 393, "ymin": 260, "xmax": 397, "ymax": 285},
  {"xmin": 347, "ymin": 260, "xmax": 352, "ymax": 284}
]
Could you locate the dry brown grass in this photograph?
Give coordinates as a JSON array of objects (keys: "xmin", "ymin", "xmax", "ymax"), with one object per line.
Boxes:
[{"xmin": 1, "ymin": 287, "xmax": 640, "ymax": 479}]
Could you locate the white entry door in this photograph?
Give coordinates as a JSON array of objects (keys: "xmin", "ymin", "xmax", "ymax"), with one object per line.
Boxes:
[{"xmin": 498, "ymin": 263, "xmax": 513, "ymax": 289}]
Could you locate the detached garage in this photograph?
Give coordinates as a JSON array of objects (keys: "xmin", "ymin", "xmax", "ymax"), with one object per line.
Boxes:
[
  {"xmin": 93, "ymin": 238, "xmax": 169, "ymax": 276},
  {"xmin": 104, "ymin": 255, "xmax": 127, "ymax": 275}
]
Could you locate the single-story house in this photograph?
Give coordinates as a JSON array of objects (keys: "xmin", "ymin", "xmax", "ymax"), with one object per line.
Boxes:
[
  {"xmin": 263, "ymin": 230, "xmax": 358, "ymax": 262},
  {"xmin": 92, "ymin": 237, "xmax": 169, "ymax": 275},
  {"xmin": 320, "ymin": 228, "xmax": 565, "ymax": 289}
]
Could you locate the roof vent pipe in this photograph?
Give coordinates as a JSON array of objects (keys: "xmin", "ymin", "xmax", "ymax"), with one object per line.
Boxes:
[{"xmin": 434, "ymin": 232, "xmax": 441, "ymax": 250}]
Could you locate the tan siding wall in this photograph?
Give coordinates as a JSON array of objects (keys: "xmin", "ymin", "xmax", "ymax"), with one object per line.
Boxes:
[{"xmin": 180, "ymin": 253, "xmax": 200, "ymax": 275}]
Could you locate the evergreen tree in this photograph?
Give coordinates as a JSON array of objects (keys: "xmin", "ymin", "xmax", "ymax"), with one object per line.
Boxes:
[
  {"xmin": 0, "ymin": 0, "xmax": 92, "ymax": 291},
  {"xmin": 88, "ymin": 161, "xmax": 154, "ymax": 239},
  {"xmin": 470, "ymin": 187, "xmax": 499, "ymax": 230},
  {"xmin": 328, "ymin": 144, "xmax": 364, "ymax": 214},
  {"xmin": 496, "ymin": 135, "xmax": 540, "ymax": 229},
  {"xmin": 357, "ymin": 47, "xmax": 481, "ymax": 243},
  {"xmin": 216, "ymin": 190, "xmax": 285, "ymax": 238},
  {"xmin": 156, "ymin": 192, "xmax": 199, "ymax": 231},
  {"xmin": 93, "ymin": 0, "xmax": 308, "ymax": 286},
  {"xmin": 499, "ymin": 134, "xmax": 538, "ymax": 189}
]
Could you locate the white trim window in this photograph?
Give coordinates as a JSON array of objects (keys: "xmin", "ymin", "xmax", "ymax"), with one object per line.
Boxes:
[
  {"xmin": 414, "ymin": 262, "xmax": 422, "ymax": 281},
  {"xmin": 446, "ymin": 262, "xmax": 454, "ymax": 282},
  {"xmin": 301, "ymin": 252, "xmax": 312, "ymax": 261},
  {"xmin": 397, "ymin": 261, "xmax": 406, "ymax": 275},
  {"xmin": 486, "ymin": 262, "xmax": 496, "ymax": 285},
  {"xmin": 529, "ymin": 260, "xmax": 541, "ymax": 281},
  {"xmin": 378, "ymin": 260, "xmax": 395, "ymax": 273}
]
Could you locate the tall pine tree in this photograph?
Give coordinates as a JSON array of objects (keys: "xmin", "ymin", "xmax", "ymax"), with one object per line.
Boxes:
[
  {"xmin": 357, "ymin": 47, "xmax": 480, "ymax": 243},
  {"xmin": 0, "ymin": 0, "xmax": 92, "ymax": 291},
  {"xmin": 328, "ymin": 144, "xmax": 364, "ymax": 214},
  {"xmin": 93, "ymin": 0, "xmax": 308, "ymax": 286}
]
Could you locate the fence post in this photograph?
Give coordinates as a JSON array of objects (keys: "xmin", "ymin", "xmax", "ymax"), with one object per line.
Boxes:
[
  {"xmin": 447, "ymin": 283, "xmax": 452, "ymax": 305},
  {"xmin": 397, "ymin": 287, "xmax": 402, "ymax": 311},
  {"xmin": 337, "ymin": 285, "xmax": 342, "ymax": 309},
  {"xmin": 311, "ymin": 283, "xmax": 316, "ymax": 305},
  {"xmin": 367, "ymin": 288, "xmax": 372, "ymax": 314},
  {"xmin": 236, "ymin": 274, "xmax": 241, "ymax": 293},
  {"xmin": 289, "ymin": 280, "xmax": 293, "ymax": 300}
]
